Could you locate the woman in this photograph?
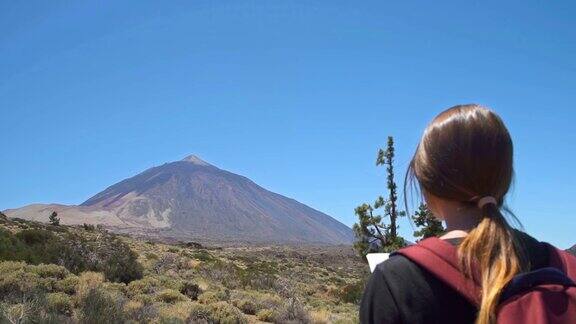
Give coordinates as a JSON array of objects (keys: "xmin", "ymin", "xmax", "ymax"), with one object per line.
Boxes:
[{"xmin": 360, "ymin": 104, "xmax": 574, "ymax": 323}]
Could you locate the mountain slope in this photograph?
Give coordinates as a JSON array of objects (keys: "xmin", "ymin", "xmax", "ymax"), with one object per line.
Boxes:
[{"xmin": 6, "ymin": 155, "xmax": 353, "ymax": 244}]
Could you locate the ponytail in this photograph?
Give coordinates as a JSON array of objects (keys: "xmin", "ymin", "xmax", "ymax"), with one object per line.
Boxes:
[{"xmin": 457, "ymin": 203, "xmax": 527, "ymax": 324}]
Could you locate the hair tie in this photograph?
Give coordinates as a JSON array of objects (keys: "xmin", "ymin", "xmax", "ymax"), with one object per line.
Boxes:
[{"xmin": 477, "ymin": 196, "xmax": 497, "ymax": 209}]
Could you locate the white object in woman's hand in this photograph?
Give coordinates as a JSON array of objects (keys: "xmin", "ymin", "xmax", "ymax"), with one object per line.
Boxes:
[{"xmin": 366, "ymin": 253, "xmax": 390, "ymax": 272}]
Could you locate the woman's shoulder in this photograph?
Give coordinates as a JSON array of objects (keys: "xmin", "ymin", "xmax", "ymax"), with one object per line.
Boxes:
[
  {"xmin": 372, "ymin": 252, "xmax": 434, "ymax": 288},
  {"xmin": 374, "ymin": 252, "xmax": 416, "ymax": 274},
  {"xmin": 361, "ymin": 254, "xmax": 431, "ymax": 323},
  {"xmin": 372, "ymin": 252, "xmax": 449, "ymax": 302},
  {"xmin": 513, "ymin": 229, "xmax": 551, "ymax": 269},
  {"xmin": 362, "ymin": 250, "xmax": 477, "ymax": 323}
]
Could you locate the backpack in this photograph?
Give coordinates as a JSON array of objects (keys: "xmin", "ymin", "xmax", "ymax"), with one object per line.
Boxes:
[{"xmin": 395, "ymin": 237, "xmax": 576, "ymax": 323}]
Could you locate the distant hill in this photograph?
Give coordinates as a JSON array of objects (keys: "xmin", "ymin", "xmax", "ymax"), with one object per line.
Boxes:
[
  {"xmin": 5, "ymin": 155, "xmax": 353, "ymax": 245},
  {"xmin": 567, "ymin": 245, "xmax": 576, "ymax": 256}
]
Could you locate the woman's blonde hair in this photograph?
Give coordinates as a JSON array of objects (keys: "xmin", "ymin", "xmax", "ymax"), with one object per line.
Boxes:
[{"xmin": 405, "ymin": 104, "xmax": 527, "ymax": 324}]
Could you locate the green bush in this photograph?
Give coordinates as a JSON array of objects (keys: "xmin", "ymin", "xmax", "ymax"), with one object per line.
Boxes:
[
  {"xmin": 0, "ymin": 227, "xmax": 143, "ymax": 284},
  {"xmin": 199, "ymin": 261, "xmax": 242, "ymax": 289},
  {"xmin": 185, "ymin": 302, "xmax": 212, "ymax": 323},
  {"xmin": 236, "ymin": 262, "xmax": 277, "ymax": 290},
  {"xmin": 232, "ymin": 298, "xmax": 258, "ymax": 315},
  {"xmin": 0, "ymin": 267, "xmax": 41, "ymax": 300},
  {"xmin": 54, "ymin": 275, "xmax": 79, "ymax": 295},
  {"xmin": 230, "ymin": 291, "xmax": 282, "ymax": 316},
  {"xmin": 15, "ymin": 229, "xmax": 54, "ymax": 245},
  {"xmin": 156, "ymin": 301, "xmax": 197, "ymax": 323},
  {"xmin": 0, "ymin": 261, "xmax": 78, "ymax": 302},
  {"xmin": 256, "ymin": 308, "xmax": 278, "ymax": 322},
  {"xmin": 185, "ymin": 301, "xmax": 246, "ymax": 324},
  {"xmin": 152, "ymin": 253, "xmax": 179, "ymax": 274},
  {"xmin": 180, "ymin": 281, "xmax": 201, "ymax": 300},
  {"xmin": 127, "ymin": 277, "xmax": 160, "ymax": 296},
  {"xmin": 191, "ymin": 250, "xmax": 214, "ymax": 262},
  {"xmin": 104, "ymin": 282, "xmax": 127, "ymax": 295},
  {"xmin": 0, "ymin": 229, "xmax": 37, "ymax": 262},
  {"xmin": 208, "ymin": 301, "xmax": 247, "ymax": 324},
  {"xmin": 102, "ymin": 239, "xmax": 143, "ymax": 283},
  {"xmin": 124, "ymin": 299, "xmax": 157, "ymax": 323},
  {"xmin": 198, "ymin": 289, "xmax": 229, "ymax": 304},
  {"xmin": 155, "ymin": 275, "xmax": 184, "ymax": 291},
  {"xmin": 76, "ymin": 272, "xmax": 105, "ymax": 298},
  {"xmin": 337, "ymin": 280, "xmax": 365, "ymax": 304},
  {"xmin": 45, "ymin": 292, "xmax": 73, "ymax": 315},
  {"xmin": 276, "ymin": 298, "xmax": 310, "ymax": 324},
  {"xmin": 145, "ymin": 252, "xmax": 159, "ymax": 260},
  {"xmin": 30, "ymin": 263, "xmax": 70, "ymax": 280},
  {"xmin": 0, "ymin": 295, "xmax": 60, "ymax": 323},
  {"xmin": 79, "ymin": 288, "xmax": 125, "ymax": 324},
  {"xmin": 156, "ymin": 289, "xmax": 188, "ymax": 304},
  {"xmin": 180, "ymin": 241, "xmax": 204, "ymax": 249},
  {"xmin": 131, "ymin": 293, "xmax": 155, "ymax": 304},
  {"xmin": 0, "ymin": 260, "xmax": 27, "ymax": 273},
  {"xmin": 59, "ymin": 233, "xmax": 143, "ymax": 283}
]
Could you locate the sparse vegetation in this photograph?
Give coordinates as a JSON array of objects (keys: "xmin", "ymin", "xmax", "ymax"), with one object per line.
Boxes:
[
  {"xmin": 0, "ymin": 217, "xmax": 365, "ymax": 323},
  {"xmin": 49, "ymin": 211, "xmax": 60, "ymax": 226},
  {"xmin": 180, "ymin": 281, "xmax": 201, "ymax": 300},
  {"xmin": 353, "ymin": 137, "xmax": 407, "ymax": 256},
  {"xmin": 353, "ymin": 137, "xmax": 446, "ymax": 257},
  {"xmin": 0, "ymin": 225, "xmax": 142, "ymax": 284},
  {"xmin": 412, "ymin": 203, "xmax": 445, "ymax": 240}
]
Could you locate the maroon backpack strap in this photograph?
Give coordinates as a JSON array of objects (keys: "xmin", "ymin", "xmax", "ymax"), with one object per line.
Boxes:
[
  {"xmin": 395, "ymin": 237, "xmax": 482, "ymax": 306},
  {"xmin": 546, "ymin": 243, "xmax": 576, "ymax": 279}
]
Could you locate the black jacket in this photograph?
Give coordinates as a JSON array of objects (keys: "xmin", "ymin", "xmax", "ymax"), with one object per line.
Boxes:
[{"xmin": 359, "ymin": 231, "xmax": 550, "ymax": 324}]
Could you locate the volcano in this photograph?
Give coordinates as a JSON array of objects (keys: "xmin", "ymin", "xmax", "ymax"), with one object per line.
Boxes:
[{"xmin": 4, "ymin": 155, "xmax": 353, "ymax": 245}]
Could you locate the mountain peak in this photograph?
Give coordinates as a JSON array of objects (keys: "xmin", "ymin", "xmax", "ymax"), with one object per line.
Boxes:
[
  {"xmin": 13, "ymin": 153, "xmax": 353, "ymax": 244},
  {"xmin": 181, "ymin": 154, "xmax": 211, "ymax": 166}
]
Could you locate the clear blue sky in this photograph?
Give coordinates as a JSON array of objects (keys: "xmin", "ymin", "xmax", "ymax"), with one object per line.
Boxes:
[{"xmin": 1, "ymin": 1, "xmax": 574, "ymax": 247}]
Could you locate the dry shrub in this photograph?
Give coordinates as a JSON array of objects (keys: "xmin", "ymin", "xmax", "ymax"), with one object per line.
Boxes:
[
  {"xmin": 155, "ymin": 289, "xmax": 188, "ymax": 304},
  {"xmin": 310, "ymin": 309, "xmax": 331, "ymax": 324},
  {"xmin": 180, "ymin": 281, "xmax": 201, "ymax": 300},
  {"xmin": 54, "ymin": 275, "xmax": 79, "ymax": 295},
  {"xmin": 124, "ymin": 299, "xmax": 157, "ymax": 323},
  {"xmin": 256, "ymin": 308, "xmax": 278, "ymax": 322},
  {"xmin": 0, "ymin": 261, "xmax": 27, "ymax": 273},
  {"xmin": 198, "ymin": 289, "xmax": 229, "ymax": 304},
  {"xmin": 0, "ymin": 302, "xmax": 38, "ymax": 324},
  {"xmin": 0, "ymin": 268, "xmax": 40, "ymax": 301},
  {"xmin": 152, "ymin": 253, "xmax": 178, "ymax": 274},
  {"xmin": 187, "ymin": 259, "xmax": 202, "ymax": 269},
  {"xmin": 131, "ymin": 293, "xmax": 155, "ymax": 304},
  {"xmin": 1, "ymin": 226, "xmax": 142, "ymax": 285},
  {"xmin": 276, "ymin": 298, "xmax": 311, "ymax": 324},
  {"xmin": 185, "ymin": 302, "xmax": 212, "ymax": 323},
  {"xmin": 158, "ymin": 301, "xmax": 197, "ymax": 322},
  {"xmin": 332, "ymin": 316, "xmax": 359, "ymax": 324},
  {"xmin": 230, "ymin": 290, "xmax": 282, "ymax": 316},
  {"xmin": 103, "ymin": 281, "xmax": 127, "ymax": 295},
  {"xmin": 334, "ymin": 280, "xmax": 365, "ymax": 304},
  {"xmin": 30, "ymin": 263, "xmax": 70, "ymax": 280},
  {"xmin": 199, "ymin": 261, "xmax": 240, "ymax": 289},
  {"xmin": 79, "ymin": 288, "xmax": 125, "ymax": 324},
  {"xmin": 206, "ymin": 301, "xmax": 247, "ymax": 324},
  {"xmin": 127, "ymin": 277, "xmax": 160, "ymax": 297},
  {"xmin": 45, "ymin": 292, "xmax": 73, "ymax": 315},
  {"xmin": 76, "ymin": 272, "xmax": 104, "ymax": 299},
  {"xmin": 232, "ymin": 298, "xmax": 258, "ymax": 315}
]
